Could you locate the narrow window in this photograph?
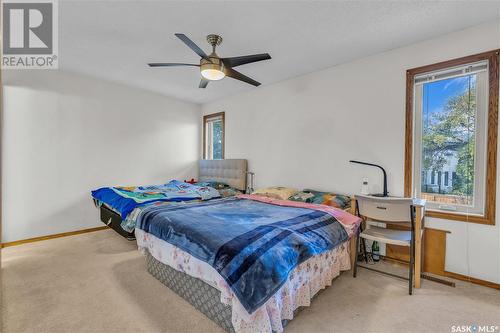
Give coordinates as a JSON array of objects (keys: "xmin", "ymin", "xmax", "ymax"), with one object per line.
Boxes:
[
  {"xmin": 203, "ymin": 112, "xmax": 225, "ymax": 160},
  {"xmin": 405, "ymin": 50, "xmax": 498, "ymax": 224}
]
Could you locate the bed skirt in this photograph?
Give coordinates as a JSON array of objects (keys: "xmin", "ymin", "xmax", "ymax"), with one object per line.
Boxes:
[{"xmin": 139, "ymin": 227, "xmax": 353, "ymax": 333}]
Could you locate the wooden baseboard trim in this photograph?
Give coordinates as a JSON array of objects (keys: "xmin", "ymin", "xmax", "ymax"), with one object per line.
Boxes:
[
  {"xmin": 0, "ymin": 226, "xmax": 109, "ymax": 248},
  {"xmin": 444, "ymin": 271, "xmax": 500, "ymax": 290}
]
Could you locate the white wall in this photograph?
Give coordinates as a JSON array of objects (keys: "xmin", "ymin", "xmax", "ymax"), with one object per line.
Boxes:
[
  {"xmin": 202, "ymin": 20, "xmax": 500, "ymax": 284},
  {"xmin": 2, "ymin": 70, "xmax": 200, "ymax": 243}
]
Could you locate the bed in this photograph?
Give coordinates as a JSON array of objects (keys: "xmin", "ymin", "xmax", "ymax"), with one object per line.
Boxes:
[
  {"xmin": 92, "ymin": 159, "xmax": 248, "ymax": 240},
  {"xmin": 92, "ymin": 160, "xmax": 360, "ymax": 332},
  {"xmin": 131, "ymin": 160, "xmax": 361, "ymax": 333},
  {"xmin": 137, "ymin": 197, "xmax": 359, "ymax": 333}
]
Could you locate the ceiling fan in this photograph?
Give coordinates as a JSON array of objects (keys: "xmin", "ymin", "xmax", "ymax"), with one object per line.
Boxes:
[{"xmin": 148, "ymin": 33, "xmax": 271, "ymax": 88}]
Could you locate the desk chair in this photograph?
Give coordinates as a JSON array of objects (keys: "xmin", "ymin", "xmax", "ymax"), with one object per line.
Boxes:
[{"xmin": 352, "ymin": 195, "xmax": 416, "ymax": 295}]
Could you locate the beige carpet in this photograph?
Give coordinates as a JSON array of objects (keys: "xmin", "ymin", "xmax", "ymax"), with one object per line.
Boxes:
[{"xmin": 1, "ymin": 229, "xmax": 499, "ymax": 333}]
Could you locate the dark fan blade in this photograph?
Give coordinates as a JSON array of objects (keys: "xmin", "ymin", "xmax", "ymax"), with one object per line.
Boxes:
[
  {"xmin": 148, "ymin": 63, "xmax": 199, "ymax": 67},
  {"xmin": 221, "ymin": 53, "xmax": 271, "ymax": 67},
  {"xmin": 199, "ymin": 78, "xmax": 209, "ymax": 88},
  {"xmin": 224, "ymin": 68, "xmax": 261, "ymax": 86},
  {"xmin": 175, "ymin": 33, "xmax": 211, "ymax": 62}
]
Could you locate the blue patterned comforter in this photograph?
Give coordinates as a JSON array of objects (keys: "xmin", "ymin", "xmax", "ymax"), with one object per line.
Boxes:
[
  {"xmin": 91, "ymin": 180, "xmax": 220, "ymax": 219},
  {"xmin": 136, "ymin": 196, "xmax": 349, "ymax": 313}
]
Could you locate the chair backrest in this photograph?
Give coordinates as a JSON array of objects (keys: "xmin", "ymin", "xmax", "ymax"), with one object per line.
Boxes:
[{"xmin": 355, "ymin": 195, "xmax": 414, "ymax": 223}]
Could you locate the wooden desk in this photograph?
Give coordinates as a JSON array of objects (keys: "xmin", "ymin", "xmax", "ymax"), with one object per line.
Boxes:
[{"xmin": 349, "ymin": 197, "xmax": 426, "ymax": 289}]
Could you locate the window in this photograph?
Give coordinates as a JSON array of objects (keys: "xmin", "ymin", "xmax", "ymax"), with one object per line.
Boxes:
[
  {"xmin": 405, "ymin": 50, "xmax": 499, "ymax": 224},
  {"xmin": 203, "ymin": 112, "xmax": 225, "ymax": 159}
]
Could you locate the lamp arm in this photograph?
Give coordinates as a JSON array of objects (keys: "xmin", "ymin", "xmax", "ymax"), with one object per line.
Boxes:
[{"xmin": 349, "ymin": 160, "xmax": 388, "ymax": 197}]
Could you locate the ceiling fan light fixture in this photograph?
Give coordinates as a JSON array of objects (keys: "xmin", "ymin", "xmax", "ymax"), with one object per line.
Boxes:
[
  {"xmin": 201, "ymin": 68, "xmax": 225, "ymax": 81},
  {"xmin": 200, "ymin": 61, "xmax": 225, "ymax": 81},
  {"xmin": 148, "ymin": 33, "xmax": 271, "ymax": 88}
]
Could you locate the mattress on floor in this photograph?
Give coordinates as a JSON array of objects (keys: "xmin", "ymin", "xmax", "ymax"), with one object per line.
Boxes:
[{"xmin": 137, "ymin": 228, "xmax": 352, "ymax": 333}]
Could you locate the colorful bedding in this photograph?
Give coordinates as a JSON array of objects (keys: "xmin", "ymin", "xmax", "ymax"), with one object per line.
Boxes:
[
  {"xmin": 94, "ymin": 180, "xmax": 243, "ymax": 234},
  {"xmin": 120, "ymin": 199, "xmax": 200, "ymax": 233},
  {"xmin": 91, "ymin": 180, "xmax": 220, "ymax": 220},
  {"xmin": 120, "ymin": 185, "xmax": 243, "ymax": 233},
  {"xmin": 239, "ymin": 194, "xmax": 359, "ymax": 237},
  {"xmin": 288, "ymin": 190, "xmax": 352, "ymax": 210},
  {"xmin": 136, "ymin": 228, "xmax": 351, "ymax": 333},
  {"xmin": 136, "ymin": 194, "xmax": 361, "ymax": 314},
  {"xmin": 252, "ymin": 186, "xmax": 299, "ymax": 200},
  {"xmin": 195, "ymin": 181, "xmax": 244, "ymax": 198}
]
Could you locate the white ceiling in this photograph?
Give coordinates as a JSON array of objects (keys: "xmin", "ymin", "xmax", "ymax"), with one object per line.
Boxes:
[{"xmin": 59, "ymin": 1, "xmax": 500, "ymax": 104}]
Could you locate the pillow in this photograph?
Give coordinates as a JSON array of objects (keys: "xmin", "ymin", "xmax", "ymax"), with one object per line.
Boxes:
[
  {"xmin": 302, "ymin": 189, "xmax": 352, "ymax": 210},
  {"xmin": 252, "ymin": 187, "xmax": 299, "ymax": 200},
  {"xmin": 288, "ymin": 191, "xmax": 315, "ymax": 203},
  {"xmin": 195, "ymin": 181, "xmax": 229, "ymax": 190},
  {"xmin": 217, "ymin": 187, "xmax": 243, "ymax": 198}
]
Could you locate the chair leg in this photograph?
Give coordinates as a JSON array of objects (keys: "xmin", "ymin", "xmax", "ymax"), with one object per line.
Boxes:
[
  {"xmin": 409, "ymin": 231, "xmax": 415, "ymax": 295},
  {"xmin": 353, "ymin": 234, "xmax": 360, "ymax": 278}
]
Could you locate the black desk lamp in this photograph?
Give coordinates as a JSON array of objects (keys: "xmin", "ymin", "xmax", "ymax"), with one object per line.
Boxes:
[{"xmin": 349, "ymin": 160, "xmax": 388, "ymax": 197}]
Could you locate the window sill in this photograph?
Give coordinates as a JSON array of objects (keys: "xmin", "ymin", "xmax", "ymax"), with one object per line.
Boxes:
[{"xmin": 425, "ymin": 209, "xmax": 495, "ymax": 225}]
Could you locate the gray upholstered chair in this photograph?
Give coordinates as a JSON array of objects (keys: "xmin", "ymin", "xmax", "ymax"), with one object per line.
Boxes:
[{"xmin": 352, "ymin": 195, "xmax": 416, "ymax": 294}]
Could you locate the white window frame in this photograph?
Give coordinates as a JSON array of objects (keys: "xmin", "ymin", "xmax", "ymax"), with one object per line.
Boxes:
[
  {"xmin": 203, "ymin": 112, "xmax": 225, "ymax": 160},
  {"xmin": 412, "ymin": 61, "xmax": 489, "ymax": 216}
]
